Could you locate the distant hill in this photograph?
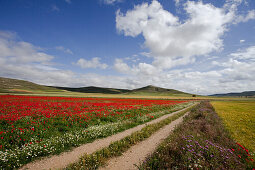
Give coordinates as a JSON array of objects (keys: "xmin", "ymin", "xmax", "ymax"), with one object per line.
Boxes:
[
  {"xmin": 0, "ymin": 77, "xmax": 62, "ymax": 93},
  {"xmin": 210, "ymin": 91, "xmax": 255, "ymax": 97},
  {"xmin": 0, "ymin": 77, "xmax": 194, "ymax": 96},
  {"xmin": 127, "ymin": 85, "xmax": 193, "ymax": 96},
  {"xmin": 52, "ymin": 86, "xmax": 130, "ymax": 94}
]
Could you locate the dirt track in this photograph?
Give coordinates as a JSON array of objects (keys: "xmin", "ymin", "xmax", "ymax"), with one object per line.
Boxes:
[
  {"xmin": 20, "ymin": 105, "xmax": 193, "ymax": 170},
  {"xmin": 100, "ymin": 112, "xmax": 189, "ymax": 170}
]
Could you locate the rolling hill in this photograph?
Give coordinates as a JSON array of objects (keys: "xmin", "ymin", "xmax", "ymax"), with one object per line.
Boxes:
[
  {"xmin": 127, "ymin": 85, "xmax": 193, "ymax": 96},
  {"xmin": 0, "ymin": 77, "xmax": 63, "ymax": 93},
  {"xmin": 52, "ymin": 85, "xmax": 193, "ymax": 96},
  {"xmin": 0, "ymin": 77, "xmax": 194, "ymax": 96}
]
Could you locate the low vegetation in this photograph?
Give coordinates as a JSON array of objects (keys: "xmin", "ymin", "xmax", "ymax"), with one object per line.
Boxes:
[
  {"xmin": 0, "ymin": 95, "xmax": 192, "ymax": 169},
  {"xmin": 0, "ymin": 77, "xmax": 62, "ymax": 93},
  {"xmin": 66, "ymin": 103, "xmax": 196, "ymax": 170},
  {"xmin": 211, "ymin": 101, "xmax": 255, "ymax": 155},
  {"xmin": 140, "ymin": 101, "xmax": 254, "ymax": 169}
]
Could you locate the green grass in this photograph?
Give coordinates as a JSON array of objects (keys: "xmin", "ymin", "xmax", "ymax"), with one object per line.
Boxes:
[
  {"xmin": 139, "ymin": 101, "xmax": 254, "ymax": 169},
  {"xmin": 66, "ymin": 103, "xmax": 196, "ymax": 170},
  {"xmin": 211, "ymin": 101, "xmax": 255, "ymax": 155}
]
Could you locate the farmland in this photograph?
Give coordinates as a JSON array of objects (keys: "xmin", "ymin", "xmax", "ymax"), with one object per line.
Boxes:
[
  {"xmin": 211, "ymin": 101, "xmax": 255, "ymax": 155},
  {"xmin": 0, "ymin": 95, "xmax": 191, "ymax": 169}
]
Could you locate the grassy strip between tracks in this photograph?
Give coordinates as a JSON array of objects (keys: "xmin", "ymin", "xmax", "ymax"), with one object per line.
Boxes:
[
  {"xmin": 139, "ymin": 101, "xmax": 254, "ymax": 169},
  {"xmin": 66, "ymin": 103, "xmax": 197, "ymax": 170}
]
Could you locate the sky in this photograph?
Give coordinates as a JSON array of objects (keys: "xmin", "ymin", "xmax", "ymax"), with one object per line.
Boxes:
[{"xmin": 0, "ymin": 0, "xmax": 255, "ymax": 95}]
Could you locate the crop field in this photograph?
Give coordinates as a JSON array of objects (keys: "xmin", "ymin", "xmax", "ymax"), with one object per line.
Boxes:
[
  {"xmin": 211, "ymin": 101, "xmax": 255, "ymax": 155},
  {"xmin": 0, "ymin": 95, "xmax": 190, "ymax": 168}
]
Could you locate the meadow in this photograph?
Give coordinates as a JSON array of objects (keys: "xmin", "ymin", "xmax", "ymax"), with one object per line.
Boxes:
[{"xmin": 0, "ymin": 95, "xmax": 191, "ymax": 169}]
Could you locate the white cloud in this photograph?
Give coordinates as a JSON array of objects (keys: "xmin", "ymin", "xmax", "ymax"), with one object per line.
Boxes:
[
  {"xmin": 104, "ymin": 0, "xmax": 123, "ymax": 5},
  {"xmin": 240, "ymin": 39, "xmax": 245, "ymax": 43},
  {"xmin": 114, "ymin": 58, "xmax": 159, "ymax": 76},
  {"xmin": 0, "ymin": 32, "xmax": 54, "ymax": 64},
  {"xmin": 56, "ymin": 46, "xmax": 73, "ymax": 54},
  {"xmin": 114, "ymin": 58, "xmax": 131, "ymax": 73},
  {"xmin": 230, "ymin": 45, "xmax": 255, "ymax": 60},
  {"xmin": 116, "ymin": 0, "xmax": 235, "ymax": 69},
  {"xmin": 1, "ymin": 30, "xmax": 254, "ymax": 94},
  {"xmin": 74, "ymin": 57, "xmax": 108, "ymax": 69},
  {"xmin": 235, "ymin": 10, "xmax": 255, "ymax": 23},
  {"xmin": 0, "ymin": 31, "xmax": 121, "ymax": 88}
]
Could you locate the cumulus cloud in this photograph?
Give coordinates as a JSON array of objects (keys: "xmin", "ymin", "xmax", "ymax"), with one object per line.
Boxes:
[
  {"xmin": 116, "ymin": 0, "xmax": 255, "ymax": 70},
  {"xmin": 116, "ymin": 0, "xmax": 236, "ymax": 69},
  {"xmin": 74, "ymin": 57, "xmax": 108, "ymax": 69},
  {"xmin": 114, "ymin": 58, "xmax": 131, "ymax": 73},
  {"xmin": 1, "ymin": 29, "xmax": 254, "ymax": 94},
  {"xmin": 112, "ymin": 0, "xmax": 255, "ymax": 94}
]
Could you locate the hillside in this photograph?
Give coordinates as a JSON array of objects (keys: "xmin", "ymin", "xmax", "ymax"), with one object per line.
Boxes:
[
  {"xmin": 0, "ymin": 77, "xmax": 194, "ymax": 96},
  {"xmin": 127, "ymin": 85, "xmax": 193, "ymax": 96},
  {"xmin": 210, "ymin": 91, "xmax": 255, "ymax": 97},
  {"xmin": 52, "ymin": 86, "xmax": 130, "ymax": 94},
  {"xmin": 0, "ymin": 77, "xmax": 63, "ymax": 93}
]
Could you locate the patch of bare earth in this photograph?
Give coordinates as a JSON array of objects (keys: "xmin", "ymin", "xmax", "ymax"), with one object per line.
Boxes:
[
  {"xmin": 20, "ymin": 105, "xmax": 193, "ymax": 170},
  {"xmin": 100, "ymin": 112, "xmax": 189, "ymax": 170}
]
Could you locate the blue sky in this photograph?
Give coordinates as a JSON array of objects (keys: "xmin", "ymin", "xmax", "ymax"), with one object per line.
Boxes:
[{"xmin": 0, "ymin": 0, "xmax": 255, "ymax": 95}]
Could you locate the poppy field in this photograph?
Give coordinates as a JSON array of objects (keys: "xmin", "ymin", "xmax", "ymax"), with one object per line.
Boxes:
[{"xmin": 0, "ymin": 95, "xmax": 190, "ymax": 168}]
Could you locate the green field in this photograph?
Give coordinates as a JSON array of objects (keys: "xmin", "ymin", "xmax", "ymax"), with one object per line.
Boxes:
[{"xmin": 211, "ymin": 101, "xmax": 255, "ymax": 155}]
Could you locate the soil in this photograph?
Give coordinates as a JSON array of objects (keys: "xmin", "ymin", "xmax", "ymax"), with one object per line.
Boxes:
[{"xmin": 100, "ymin": 112, "xmax": 189, "ymax": 170}]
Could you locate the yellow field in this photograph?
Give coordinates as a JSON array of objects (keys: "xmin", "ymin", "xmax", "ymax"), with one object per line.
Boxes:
[{"xmin": 211, "ymin": 101, "xmax": 255, "ymax": 154}]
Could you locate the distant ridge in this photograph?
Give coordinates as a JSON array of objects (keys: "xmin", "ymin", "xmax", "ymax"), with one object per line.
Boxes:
[
  {"xmin": 52, "ymin": 85, "xmax": 193, "ymax": 96},
  {"xmin": 210, "ymin": 91, "xmax": 255, "ymax": 97},
  {"xmin": 0, "ymin": 77, "xmax": 193, "ymax": 96}
]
